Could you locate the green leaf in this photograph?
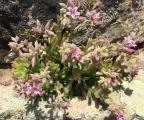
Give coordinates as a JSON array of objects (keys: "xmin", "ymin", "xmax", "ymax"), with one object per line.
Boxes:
[{"xmin": 12, "ymin": 58, "xmax": 30, "ymax": 79}]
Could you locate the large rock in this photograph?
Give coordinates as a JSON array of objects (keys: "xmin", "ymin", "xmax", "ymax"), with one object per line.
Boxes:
[
  {"xmin": 108, "ymin": 70, "xmax": 144, "ymax": 120},
  {"xmin": 0, "ymin": 85, "xmax": 108, "ymax": 120},
  {"xmin": 121, "ymin": 80, "xmax": 144, "ymax": 119},
  {"xmin": 0, "ymin": 0, "xmax": 19, "ymax": 49},
  {"xmin": 0, "ymin": 0, "xmax": 61, "ymax": 63}
]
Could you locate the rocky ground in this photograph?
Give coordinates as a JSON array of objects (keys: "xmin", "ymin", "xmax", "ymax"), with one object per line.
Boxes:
[
  {"xmin": 0, "ymin": 0, "xmax": 61, "ymax": 54},
  {"xmin": 0, "ymin": 77, "xmax": 144, "ymax": 120}
]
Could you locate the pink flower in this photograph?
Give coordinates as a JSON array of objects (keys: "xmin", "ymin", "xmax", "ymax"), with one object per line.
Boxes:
[
  {"xmin": 26, "ymin": 85, "xmax": 33, "ymax": 93},
  {"xmin": 88, "ymin": 10, "xmax": 100, "ymax": 26},
  {"xmin": 32, "ymin": 85, "xmax": 43, "ymax": 96},
  {"xmin": 114, "ymin": 110, "xmax": 125, "ymax": 120},
  {"xmin": 60, "ymin": 101, "xmax": 71, "ymax": 109},
  {"xmin": 123, "ymin": 36, "xmax": 137, "ymax": 53},
  {"xmin": 124, "ymin": 36, "xmax": 137, "ymax": 48},
  {"xmin": 21, "ymin": 84, "xmax": 42, "ymax": 96},
  {"xmin": 70, "ymin": 47, "xmax": 81, "ymax": 60},
  {"xmin": 21, "ymin": 83, "xmax": 33, "ymax": 95},
  {"xmin": 66, "ymin": 6, "xmax": 80, "ymax": 19}
]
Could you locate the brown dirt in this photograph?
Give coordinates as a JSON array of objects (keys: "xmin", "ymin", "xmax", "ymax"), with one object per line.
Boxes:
[{"xmin": 0, "ymin": 68, "xmax": 13, "ymax": 86}]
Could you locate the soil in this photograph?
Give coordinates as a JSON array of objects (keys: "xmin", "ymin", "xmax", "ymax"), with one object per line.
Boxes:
[{"xmin": 0, "ymin": 65, "xmax": 13, "ymax": 86}]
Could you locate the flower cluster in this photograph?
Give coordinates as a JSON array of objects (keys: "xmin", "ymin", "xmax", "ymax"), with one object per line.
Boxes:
[
  {"xmin": 65, "ymin": 0, "xmax": 100, "ymax": 25},
  {"xmin": 21, "ymin": 83, "xmax": 42, "ymax": 96},
  {"xmin": 123, "ymin": 36, "xmax": 137, "ymax": 53}
]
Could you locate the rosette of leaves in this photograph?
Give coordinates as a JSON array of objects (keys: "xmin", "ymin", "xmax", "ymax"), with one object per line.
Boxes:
[{"xmin": 12, "ymin": 58, "xmax": 30, "ymax": 79}]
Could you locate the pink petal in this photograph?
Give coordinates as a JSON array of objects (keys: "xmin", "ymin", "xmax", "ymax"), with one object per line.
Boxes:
[
  {"xmin": 75, "ymin": 11, "xmax": 80, "ymax": 16},
  {"xmin": 32, "ymin": 86, "xmax": 42, "ymax": 96},
  {"xmin": 67, "ymin": 7, "xmax": 72, "ymax": 11},
  {"xmin": 73, "ymin": 6, "xmax": 78, "ymax": 12},
  {"xmin": 66, "ymin": 12, "xmax": 71, "ymax": 16}
]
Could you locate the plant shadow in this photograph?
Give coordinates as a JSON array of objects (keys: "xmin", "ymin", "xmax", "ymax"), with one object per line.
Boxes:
[{"xmin": 25, "ymin": 95, "xmax": 69, "ymax": 120}]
